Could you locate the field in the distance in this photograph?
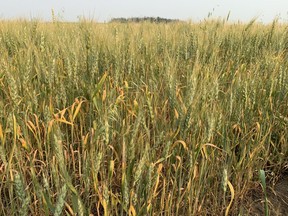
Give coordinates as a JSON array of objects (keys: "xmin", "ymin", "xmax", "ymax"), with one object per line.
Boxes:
[{"xmin": 0, "ymin": 19, "xmax": 287, "ymax": 215}]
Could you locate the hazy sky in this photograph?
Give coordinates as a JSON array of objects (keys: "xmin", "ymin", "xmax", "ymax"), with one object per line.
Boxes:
[{"xmin": 1, "ymin": 0, "xmax": 288, "ymax": 23}]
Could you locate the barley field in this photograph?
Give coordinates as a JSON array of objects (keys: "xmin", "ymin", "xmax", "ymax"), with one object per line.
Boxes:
[{"xmin": 0, "ymin": 19, "xmax": 287, "ymax": 215}]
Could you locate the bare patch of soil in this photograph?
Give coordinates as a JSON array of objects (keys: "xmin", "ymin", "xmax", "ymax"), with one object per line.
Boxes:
[{"xmin": 244, "ymin": 175, "xmax": 288, "ymax": 215}]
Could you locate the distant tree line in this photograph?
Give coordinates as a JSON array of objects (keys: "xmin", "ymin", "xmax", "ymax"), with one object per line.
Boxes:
[{"xmin": 110, "ymin": 16, "xmax": 180, "ymax": 23}]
